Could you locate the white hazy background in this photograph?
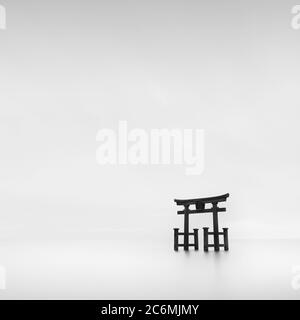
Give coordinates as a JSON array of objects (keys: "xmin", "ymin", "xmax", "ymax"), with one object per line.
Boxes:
[
  {"xmin": 0, "ymin": 0, "xmax": 300, "ymax": 299},
  {"xmin": 1, "ymin": 0, "xmax": 299, "ymax": 239}
]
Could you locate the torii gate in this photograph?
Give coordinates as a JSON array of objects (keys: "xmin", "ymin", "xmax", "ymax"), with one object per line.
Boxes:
[{"xmin": 173, "ymin": 193, "xmax": 230, "ymax": 252}]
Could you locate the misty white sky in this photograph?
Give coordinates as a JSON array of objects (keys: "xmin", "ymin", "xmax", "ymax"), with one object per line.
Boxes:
[{"xmin": 0, "ymin": 0, "xmax": 300, "ymax": 240}]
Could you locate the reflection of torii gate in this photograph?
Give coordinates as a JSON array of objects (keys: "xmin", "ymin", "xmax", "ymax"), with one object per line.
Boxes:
[{"xmin": 174, "ymin": 193, "xmax": 229, "ymax": 252}]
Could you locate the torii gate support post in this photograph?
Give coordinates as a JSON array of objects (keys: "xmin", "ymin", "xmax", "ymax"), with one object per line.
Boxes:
[
  {"xmin": 223, "ymin": 228, "xmax": 229, "ymax": 251},
  {"xmin": 173, "ymin": 204, "xmax": 199, "ymax": 251},
  {"xmin": 174, "ymin": 228, "xmax": 179, "ymax": 251},
  {"xmin": 203, "ymin": 227, "xmax": 209, "ymax": 252},
  {"xmin": 183, "ymin": 205, "xmax": 189, "ymax": 251},
  {"xmin": 212, "ymin": 202, "xmax": 220, "ymax": 251}
]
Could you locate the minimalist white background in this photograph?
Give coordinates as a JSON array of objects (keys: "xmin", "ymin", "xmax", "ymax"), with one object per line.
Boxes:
[{"xmin": 0, "ymin": 0, "xmax": 300, "ymax": 299}]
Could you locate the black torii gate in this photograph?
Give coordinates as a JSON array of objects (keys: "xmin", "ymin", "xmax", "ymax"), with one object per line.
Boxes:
[{"xmin": 173, "ymin": 193, "xmax": 229, "ymax": 252}]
